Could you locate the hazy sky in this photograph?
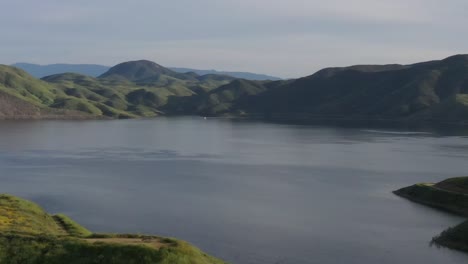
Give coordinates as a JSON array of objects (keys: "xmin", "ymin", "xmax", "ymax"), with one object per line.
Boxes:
[{"xmin": 1, "ymin": 0, "xmax": 467, "ymax": 78}]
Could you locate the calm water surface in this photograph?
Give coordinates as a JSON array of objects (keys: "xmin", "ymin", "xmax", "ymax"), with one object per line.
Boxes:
[{"xmin": 0, "ymin": 118, "xmax": 468, "ymax": 263}]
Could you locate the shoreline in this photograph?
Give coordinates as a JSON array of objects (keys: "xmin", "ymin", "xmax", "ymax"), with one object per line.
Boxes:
[
  {"xmin": 394, "ymin": 178, "xmax": 468, "ymax": 253},
  {"xmin": 2, "ymin": 113, "xmax": 468, "ymax": 128}
]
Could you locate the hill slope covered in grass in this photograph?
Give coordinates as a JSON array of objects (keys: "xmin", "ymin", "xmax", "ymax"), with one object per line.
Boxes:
[
  {"xmin": 201, "ymin": 55, "xmax": 468, "ymax": 123},
  {"xmin": 0, "ymin": 61, "xmax": 234, "ymax": 119},
  {"xmin": 394, "ymin": 177, "xmax": 468, "ymax": 253},
  {"xmin": 0, "ymin": 66, "xmax": 92, "ymax": 119},
  {"xmin": 0, "ymin": 194, "xmax": 225, "ymax": 264},
  {"xmin": 432, "ymin": 219, "xmax": 468, "ymax": 252},
  {"xmin": 394, "ymin": 178, "xmax": 468, "ymax": 216},
  {"xmin": 2, "ymin": 55, "xmax": 468, "ymax": 123}
]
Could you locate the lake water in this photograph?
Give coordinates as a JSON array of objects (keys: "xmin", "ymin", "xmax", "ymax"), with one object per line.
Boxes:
[{"xmin": 0, "ymin": 117, "xmax": 468, "ymax": 263}]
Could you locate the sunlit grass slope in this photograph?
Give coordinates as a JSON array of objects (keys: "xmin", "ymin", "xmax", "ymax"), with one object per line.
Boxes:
[
  {"xmin": 0, "ymin": 194, "xmax": 225, "ymax": 264},
  {"xmin": 3, "ymin": 55, "xmax": 467, "ymax": 122}
]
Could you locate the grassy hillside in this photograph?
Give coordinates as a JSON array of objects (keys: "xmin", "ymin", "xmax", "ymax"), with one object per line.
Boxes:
[
  {"xmin": 2, "ymin": 55, "xmax": 468, "ymax": 122},
  {"xmin": 42, "ymin": 61, "xmax": 233, "ymax": 118},
  {"xmin": 394, "ymin": 177, "xmax": 468, "ymax": 253},
  {"xmin": 432, "ymin": 220, "xmax": 468, "ymax": 252},
  {"xmin": 43, "ymin": 72, "xmax": 138, "ymax": 118},
  {"xmin": 196, "ymin": 79, "xmax": 269, "ymax": 115},
  {"xmin": 205, "ymin": 55, "xmax": 468, "ymax": 123},
  {"xmin": 0, "ymin": 65, "xmax": 59, "ymax": 106},
  {"xmin": 0, "ymin": 66, "xmax": 92, "ymax": 119},
  {"xmin": 0, "ymin": 62, "xmax": 233, "ymax": 119},
  {"xmin": 394, "ymin": 181, "xmax": 468, "ymax": 216},
  {"xmin": 0, "ymin": 194, "xmax": 69, "ymax": 236},
  {"xmin": 0, "ymin": 194, "xmax": 225, "ymax": 264}
]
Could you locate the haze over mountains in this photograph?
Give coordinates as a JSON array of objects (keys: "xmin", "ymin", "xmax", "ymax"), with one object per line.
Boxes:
[
  {"xmin": 169, "ymin": 68, "xmax": 281, "ymax": 81},
  {"xmin": 12, "ymin": 63, "xmax": 110, "ymax": 79},
  {"xmin": 12, "ymin": 63, "xmax": 281, "ymax": 81},
  {"xmin": 2, "ymin": 55, "xmax": 468, "ymax": 123}
]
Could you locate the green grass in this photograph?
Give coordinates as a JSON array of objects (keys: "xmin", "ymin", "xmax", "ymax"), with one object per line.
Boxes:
[
  {"xmin": 51, "ymin": 97, "xmax": 103, "ymax": 115},
  {"xmin": 0, "ymin": 66, "xmax": 60, "ymax": 107},
  {"xmin": 52, "ymin": 214, "xmax": 92, "ymax": 238},
  {"xmin": 42, "ymin": 71, "xmax": 221, "ymax": 118},
  {"xmin": 432, "ymin": 220, "xmax": 468, "ymax": 252},
  {"xmin": 197, "ymin": 79, "xmax": 267, "ymax": 115},
  {"xmin": 0, "ymin": 194, "xmax": 226, "ymax": 263},
  {"xmin": 0, "ymin": 234, "xmax": 225, "ymax": 264},
  {"xmin": 4, "ymin": 55, "xmax": 468, "ymax": 122},
  {"xmin": 0, "ymin": 64, "xmax": 231, "ymax": 119},
  {"xmin": 394, "ymin": 177, "xmax": 468, "ymax": 253},
  {"xmin": 194, "ymin": 55, "xmax": 468, "ymax": 122},
  {"xmin": 0, "ymin": 194, "xmax": 64, "ymax": 236},
  {"xmin": 393, "ymin": 180, "xmax": 468, "ymax": 216}
]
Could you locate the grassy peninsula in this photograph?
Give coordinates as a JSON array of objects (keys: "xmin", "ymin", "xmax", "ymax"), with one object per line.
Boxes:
[
  {"xmin": 0, "ymin": 194, "xmax": 225, "ymax": 264},
  {"xmin": 394, "ymin": 177, "xmax": 468, "ymax": 252}
]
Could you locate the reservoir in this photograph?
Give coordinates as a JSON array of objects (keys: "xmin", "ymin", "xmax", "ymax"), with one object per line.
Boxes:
[{"xmin": 0, "ymin": 118, "xmax": 467, "ymax": 263}]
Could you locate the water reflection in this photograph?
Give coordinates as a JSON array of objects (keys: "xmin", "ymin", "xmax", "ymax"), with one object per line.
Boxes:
[{"xmin": 0, "ymin": 118, "xmax": 467, "ymax": 263}]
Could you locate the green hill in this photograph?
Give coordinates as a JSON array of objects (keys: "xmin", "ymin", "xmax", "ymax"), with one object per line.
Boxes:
[
  {"xmin": 394, "ymin": 178, "xmax": 468, "ymax": 216},
  {"xmin": 432, "ymin": 219, "xmax": 468, "ymax": 252},
  {"xmin": 0, "ymin": 194, "xmax": 225, "ymax": 264},
  {"xmin": 2, "ymin": 55, "xmax": 468, "ymax": 122},
  {"xmin": 39, "ymin": 61, "xmax": 233, "ymax": 118},
  {"xmin": 203, "ymin": 55, "xmax": 468, "ymax": 123},
  {"xmin": 99, "ymin": 60, "xmax": 197, "ymax": 83},
  {"xmin": 394, "ymin": 177, "xmax": 468, "ymax": 253},
  {"xmin": 44, "ymin": 61, "xmax": 234, "ymax": 117},
  {"xmin": 0, "ymin": 66, "xmax": 92, "ymax": 119},
  {"xmin": 0, "ymin": 65, "xmax": 57, "ymax": 106},
  {"xmin": 195, "ymin": 79, "xmax": 269, "ymax": 115}
]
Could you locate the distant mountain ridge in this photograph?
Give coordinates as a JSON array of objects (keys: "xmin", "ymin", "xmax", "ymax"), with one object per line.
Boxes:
[
  {"xmin": 2, "ymin": 55, "xmax": 468, "ymax": 124},
  {"xmin": 12, "ymin": 62, "xmax": 281, "ymax": 81},
  {"xmin": 170, "ymin": 67, "xmax": 281, "ymax": 81},
  {"xmin": 12, "ymin": 63, "xmax": 110, "ymax": 78}
]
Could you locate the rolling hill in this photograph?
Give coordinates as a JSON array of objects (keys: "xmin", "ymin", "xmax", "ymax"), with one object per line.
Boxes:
[
  {"xmin": 0, "ymin": 66, "xmax": 92, "ymax": 119},
  {"xmin": 50, "ymin": 61, "xmax": 231, "ymax": 117},
  {"xmin": 0, "ymin": 60, "xmax": 235, "ymax": 119},
  {"xmin": 2, "ymin": 55, "xmax": 468, "ymax": 123},
  {"xmin": 0, "ymin": 194, "xmax": 225, "ymax": 263},
  {"xmin": 99, "ymin": 60, "xmax": 196, "ymax": 83},
  {"xmin": 197, "ymin": 54, "xmax": 468, "ymax": 123}
]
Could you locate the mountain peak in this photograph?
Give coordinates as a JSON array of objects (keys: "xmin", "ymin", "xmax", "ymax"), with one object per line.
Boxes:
[
  {"xmin": 117, "ymin": 60, "xmax": 165, "ymax": 69},
  {"xmin": 99, "ymin": 60, "xmax": 177, "ymax": 82}
]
